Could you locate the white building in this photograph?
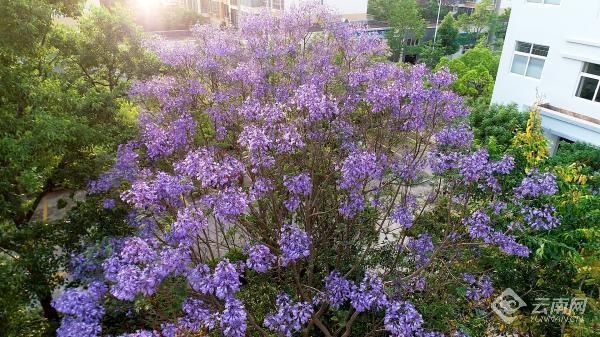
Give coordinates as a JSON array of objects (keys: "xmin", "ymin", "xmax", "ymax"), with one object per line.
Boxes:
[
  {"xmin": 491, "ymin": 0, "xmax": 600, "ymax": 151},
  {"xmin": 184, "ymin": 0, "xmax": 369, "ymax": 27}
]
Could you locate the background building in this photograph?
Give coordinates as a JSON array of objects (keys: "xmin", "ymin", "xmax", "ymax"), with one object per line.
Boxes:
[
  {"xmin": 491, "ymin": 0, "xmax": 600, "ymax": 152},
  {"xmin": 452, "ymin": 0, "xmax": 511, "ymax": 15},
  {"xmin": 183, "ymin": 0, "xmax": 369, "ymax": 27}
]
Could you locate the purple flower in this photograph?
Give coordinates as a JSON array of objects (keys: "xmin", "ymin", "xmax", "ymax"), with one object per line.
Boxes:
[
  {"xmin": 339, "ymin": 150, "xmax": 384, "ymax": 190},
  {"xmin": 464, "ymin": 210, "xmax": 493, "ymax": 241},
  {"xmin": 117, "ymin": 330, "xmax": 159, "ymax": 337},
  {"xmin": 181, "ymin": 297, "xmax": 215, "ymax": 331},
  {"xmin": 264, "ymin": 293, "xmax": 313, "ymax": 336},
  {"xmin": 213, "ymin": 259, "xmax": 241, "ymax": 300},
  {"xmin": 278, "ymin": 223, "xmax": 311, "ymax": 266},
  {"xmin": 187, "ymin": 263, "xmax": 214, "ymax": 295},
  {"xmin": 121, "ymin": 172, "xmax": 192, "ymax": 211},
  {"xmin": 56, "ymin": 317, "xmax": 102, "ymax": 337},
  {"xmin": 249, "ymin": 178, "xmax": 274, "ymax": 201},
  {"xmin": 514, "ymin": 170, "xmax": 558, "ymax": 199},
  {"xmin": 384, "ymin": 300, "xmax": 423, "ymax": 337},
  {"xmin": 522, "ymin": 204, "xmax": 559, "ymax": 230},
  {"xmin": 53, "ymin": 282, "xmax": 107, "ymax": 337},
  {"xmin": 391, "ymin": 206, "xmax": 413, "ymax": 228},
  {"xmin": 102, "ymin": 198, "xmax": 116, "ymax": 209},
  {"xmin": 408, "ymin": 234, "xmax": 434, "ymax": 267},
  {"xmin": 168, "ymin": 206, "xmax": 208, "ymax": 245},
  {"xmin": 491, "ymin": 155, "xmax": 515, "ymax": 174},
  {"xmin": 463, "ymin": 274, "xmax": 494, "ymax": 301},
  {"xmin": 491, "ymin": 232, "xmax": 530, "ymax": 257},
  {"xmin": 284, "ymin": 173, "xmax": 312, "ymax": 196},
  {"xmin": 435, "ymin": 124, "xmax": 473, "ymax": 148},
  {"xmin": 339, "ymin": 189, "xmax": 366, "ymax": 218},
  {"xmin": 246, "ymin": 244, "xmax": 276, "ymax": 273},
  {"xmin": 103, "ymin": 238, "xmax": 190, "ymax": 300},
  {"xmin": 349, "ymin": 273, "xmax": 387, "ymax": 312},
  {"xmin": 175, "ymin": 148, "xmax": 244, "ymax": 189},
  {"xmin": 459, "ymin": 149, "xmax": 491, "ymax": 184},
  {"xmin": 220, "ymin": 298, "xmax": 247, "ymax": 337},
  {"xmin": 323, "ymin": 271, "xmax": 353, "ymax": 308},
  {"xmin": 202, "ymin": 187, "xmax": 248, "ymax": 221}
]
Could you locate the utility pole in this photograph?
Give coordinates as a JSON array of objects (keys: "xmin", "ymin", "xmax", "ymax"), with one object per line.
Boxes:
[{"xmin": 433, "ymin": 0, "xmax": 442, "ymax": 45}]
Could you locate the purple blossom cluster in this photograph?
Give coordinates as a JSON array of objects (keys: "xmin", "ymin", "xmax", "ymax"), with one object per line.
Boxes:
[
  {"xmin": 408, "ymin": 234, "xmax": 434, "ymax": 267},
  {"xmin": 213, "ymin": 259, "xmax": 242, "ymax": 299},
  {"xmin": 168, "ymin": 206, "xmax": 208, "ymax": 245},
  {"xmin": 391, "ymin": 206, "xmax": 414, "ymax": 228},
  {"xmin": 384, "ymin": 300, "xmax": 424, "ymax": 337},
  {"xmin": 522, "ymin": 204, "xmax": 560, "ymax": 230},
  {"xmin": 52, "ymin": 282, "xmax": 106, "ymax": 337},
  {"xmin": 339, "ymin": 150, "xmax": 384, "ymax": 190},
  {"xmin": 464, "ymin": 210, "xmax": 530, "ymax": 257},
  {"xmin": 102, "ymin": 238, "xmax": 190, "ymax": 300},
  {"xmin": 221, "ymin": 298, "xmax": 247, "ymax": 337},
  {"xmin": 514, "ymin": 169, "xmax": 558, "ymax": 199},
  {"xmin": 118, "ymin": 330, "xmax": 159, "ymax": 337},
  {"xmin": 349, "ymin": 273, "xmax": 388, "ymax": 312},
  {"xmin": 201, "ymin": 187, "xmax": 249, "ymax": 221},
  {"xmin": 186, "ymin": 259, "xmax": 242, "ymax": 300},
  {"xmin": 121, "ymin": 172, "xmax": 192, "ymax": 211},
  {"xmin": 175, "ymin": 148, "xmax": 245, "ymax": 189},
  {"xmin": 278, "ymin": 223, "xmax": 311, "ymax": 266},
  {"xmin": 322, "ymin": 271, "xmax": 387, "ymax": 313},
  {"xmin": 283, "ymin": 173, "xmax": 312, "ymax": 211},
  {"xmin": 323, "ymin": 271, "xmax": 353, "ymax": 308},
  {"xmin": 435, "ymin": 124, "xmax": 474, "ymax": 148},
  {"xmin": 89, "ymin": 142, "xmax": 139, "ymax": 193},
  {"xmin": 264, "ymin": 293, "xmax": 314, "ymax": 337},
  {"xmin": 429, "ymin": 148, "xmax": 515, "ymax": 192},
  {"xmin": 245, "ymin": 244, "xmax": 276, "ymax": 273},
  {"xmin": 180, "ymin": 297, "xmax": 215, "ymax": 331},
  {"xmin": 462, "ymin": 273, "xmax": 495, "ymax": 301}
]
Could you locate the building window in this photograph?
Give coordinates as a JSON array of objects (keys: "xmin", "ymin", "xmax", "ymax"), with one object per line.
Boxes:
[
  {"xmin": 242, "ymin": 0, "xmax": 267, "ymax": 7},
  {"xmin": 575, "ymin": 62, "xmax": 600, "ymax": 102},
  {"xmin": 200, "ymin": 0, "xmax": 210, "ymax": 12},
  {"xmin": 272, "ymin": 0, "xmax": 284, "ymax": 10},
  {"xmin": 510, "ymin": 41, "xmax": 549, "ymax": 79},
  {"xmin": 527, "ymin": 0, "xmax": 561, "ymax": 4}
]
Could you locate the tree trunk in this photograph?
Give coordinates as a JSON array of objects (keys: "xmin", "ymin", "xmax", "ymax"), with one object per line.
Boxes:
[{"xmin": 40, "ymin": 293, "xmax": 60, "ymax": 329}]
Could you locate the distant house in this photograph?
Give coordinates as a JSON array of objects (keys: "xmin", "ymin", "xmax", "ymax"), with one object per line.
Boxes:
[
  {"xmin": 182, "ymin": 0, "xmax": 371, "ymax": 27},
  {"xmin": 491, "ymin": 0, "xmax": 600, "ymax": 152}
]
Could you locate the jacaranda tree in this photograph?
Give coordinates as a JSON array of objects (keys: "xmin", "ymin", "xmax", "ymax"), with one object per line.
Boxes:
[{"xmin": 53, "ymin": 7, "xmax": 561, "ymax": 337}]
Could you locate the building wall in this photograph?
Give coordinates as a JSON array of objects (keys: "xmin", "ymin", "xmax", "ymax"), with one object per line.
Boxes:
[
  {"xmin": 284, "ymin": 0, "xmax": 368, "ymax": 15},
  {"xmin": 491, "ymin": 0, "xmax": 600, "ymax": 147}
]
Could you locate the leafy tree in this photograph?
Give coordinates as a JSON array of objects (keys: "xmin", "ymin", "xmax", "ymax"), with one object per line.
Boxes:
[
  {"xmin": 370, "ymin": 0, "xmax": 427, "ymax": 61},
  {"xmin": 468, "ymin": 101, "xmax": 527, "ymax": 151},
  {"xmin": 436, "ymin": 45, "xmax": 500, "ymax": 103},
  {"xmin": 549, "ymin": 141, "xmax": 600, "ymax": 173},
  {"xmin": 456, "ymin": 0, "xmax": 498, "ymax": 43},
  {"xmin": 420, "ymin": 0, "xmax": 453, "ymax": 21},
  {"xmin": 436, "ymin": 12, "xmax": 459, "ymax": 55},
  {"xmin": 417, "ymin": 41, "xmax": 446, "ymax": 68},
  {"xmin": 0, "ymin": 2, "xmax": 156, "ymax": 335}
]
